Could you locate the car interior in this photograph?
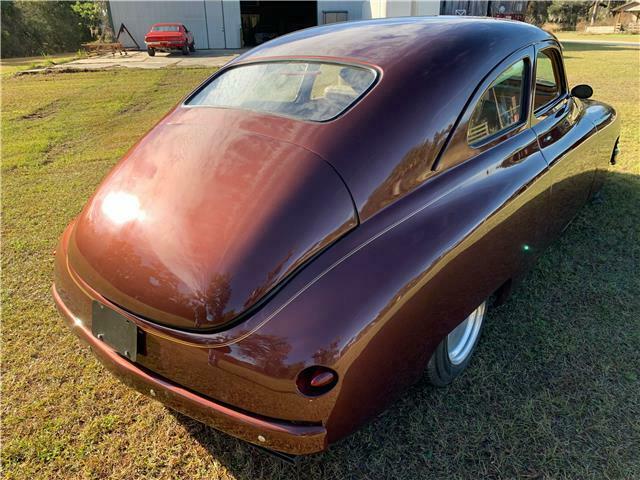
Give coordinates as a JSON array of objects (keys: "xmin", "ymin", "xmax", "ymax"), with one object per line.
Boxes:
[
  {"xmin": 188, "ymin": 62, "xmax": 376, "ymax": 122},
  {"xmin": 467, "ymin": 60, "xmax": 525, "ymax": 144}
]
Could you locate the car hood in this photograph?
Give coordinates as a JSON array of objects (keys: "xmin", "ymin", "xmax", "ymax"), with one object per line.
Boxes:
[{"xmin": 68, "ymin": 115, "xmax": 357, "ymax": 330}]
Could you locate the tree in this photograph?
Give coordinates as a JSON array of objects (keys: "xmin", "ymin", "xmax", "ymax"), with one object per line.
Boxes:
[
  {"xmin": 71, "ymin": 1, "xmax": 110, "ymax": 40},
  {"xmin": 0, "ymin": 1, "xmax": 93, "ymax": 58},
  {"xmin": 526, "ymin": 1, "xmax": 552, "ymax": 26},
  {"xmin": 547, "ymin": 0, "xmax": 593, "ymax": 29}
]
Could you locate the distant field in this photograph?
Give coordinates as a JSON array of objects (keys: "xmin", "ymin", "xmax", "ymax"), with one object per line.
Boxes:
[
  {"xmin": 556, "ymin": 31, "xmax": 640, "ymax": 43},
  {"xmin": 1, "ymin": 44, "xmax": 639, "ymax": 479}
]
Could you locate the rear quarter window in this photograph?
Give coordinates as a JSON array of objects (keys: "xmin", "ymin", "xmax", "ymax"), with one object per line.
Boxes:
[{"xmin": 467, "ymin": 60, "xmax": 526, "ymax": 145}]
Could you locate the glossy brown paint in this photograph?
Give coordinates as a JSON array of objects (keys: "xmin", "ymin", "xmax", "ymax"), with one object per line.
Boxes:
[
  {"xmin": 53, "ymin": 18, "xmax": 620, "ymax": 455},
  {"xmin": 52, "ymin": 284, "xmax": 327, "ymax": 454},
  {"xmin": 68, "ymin": 120, "xmax": 357, "ymax": 329}
]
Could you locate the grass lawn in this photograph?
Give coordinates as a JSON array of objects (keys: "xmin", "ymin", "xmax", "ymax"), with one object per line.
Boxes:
[
  {"xmin": 556, "ymin": 31, "xmax": 640, "ymax": 43},
  {"xmin": 0, "ymin": 53, "xmax": 81, "ymax": 77},
  {"xmin": 2, "ymin": 45, "xmax": 639, "ymax": 479}
]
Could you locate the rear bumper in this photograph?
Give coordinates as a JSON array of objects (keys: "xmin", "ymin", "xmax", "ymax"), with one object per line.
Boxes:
[
  {"xmin": 145, "ymin": 41, "xmax": 185, "ymax": 49},
  {"xmin": 52, "ymin": 284, "xmax": 327, "ymax": 455}
]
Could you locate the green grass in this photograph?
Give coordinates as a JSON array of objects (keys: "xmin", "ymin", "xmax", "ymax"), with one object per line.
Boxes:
[
  {"xmin": 0, "ymin": 53, "xmax": 82, "ymax": 77},
  {"xmin": 2, "ymin": 44, "xmax": 639, "ymax": 479},
  {"xmin": 556, "ymin": 31, "xmax": 640, "ymax": 43}
]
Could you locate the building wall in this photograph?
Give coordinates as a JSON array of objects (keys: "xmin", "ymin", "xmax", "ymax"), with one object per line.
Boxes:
[
  {"xmin": 110, "ymin": 0, "xmax": 441, "ymax": 49},
  {"xmin": 109, "ymin": 0, "xmax": 243, "ymax": 49},
  {"xmin": 317, "ymin": 1, "xmax": 366, "ymax": 24},
  {"xmin": 204, "ymin": 1, "xmax": 225, "ymax": 48},
  {"xmin": 413, "ymin": 0, "xmax": 440, "ymax": 16},
  {"xmin": 365, "ymin": 0, "xmax": 386, "ymax": 18},
  {"xmin": 315, "ymin": 0, "xmax": 440, "ymax": 24},
  {"xmin": 220, "ymin": 1, "xmax": 242, "ymax": 49},
  {"xmin": 439, "ymin": 0, "xmax": 490, "ymax": 16}
]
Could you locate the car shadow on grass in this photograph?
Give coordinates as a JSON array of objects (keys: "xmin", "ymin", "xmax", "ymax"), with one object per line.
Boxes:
[{"xmin": 172, "ymin": 170, "xmax": 640, "ymax": 479}]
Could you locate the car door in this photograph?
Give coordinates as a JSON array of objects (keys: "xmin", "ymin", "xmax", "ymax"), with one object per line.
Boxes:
[
  {"xmin": 530, "ymin": 42, "xmax": 599, "ymax": 237},
  {"xmin": 429, "ymin": 46, "xmax": 552, "ymax": 323}
]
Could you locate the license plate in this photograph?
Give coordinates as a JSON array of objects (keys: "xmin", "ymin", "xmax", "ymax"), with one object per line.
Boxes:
[{"xmin": 92, "ymin": 302, "xmax": 138, "ymax": 361}]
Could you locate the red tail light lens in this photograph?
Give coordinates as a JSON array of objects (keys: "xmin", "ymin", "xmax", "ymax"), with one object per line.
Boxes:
[{"xmin": 296, "ymin": 366, "xmax": 338, "ymax": 396}]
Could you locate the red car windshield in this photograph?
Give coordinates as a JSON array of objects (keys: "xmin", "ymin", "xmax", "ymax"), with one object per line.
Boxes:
[{"xmin": 152, "ymin": 25, "xmax": 180, "ymax": 32}]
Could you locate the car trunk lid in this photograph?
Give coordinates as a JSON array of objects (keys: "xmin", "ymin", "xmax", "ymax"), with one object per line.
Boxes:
[
  {"xmin": 145, "ymin": 31, "xmax": 183, "ymax": 43},
  {"xmin": 68, "ymin": 112, "xmax": 357, "ymax": 330}
]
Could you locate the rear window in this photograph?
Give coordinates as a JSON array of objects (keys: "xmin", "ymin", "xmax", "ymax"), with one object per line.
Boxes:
[
  {"xmin": 153, "ymin": 25, "xmax": 180, "ymax": 31},
  {"xmin": 185, "ymin": 62, "xmax": 377, "ymax": 121}
]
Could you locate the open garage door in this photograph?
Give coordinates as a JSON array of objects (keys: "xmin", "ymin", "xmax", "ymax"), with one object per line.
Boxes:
[{"xmin": 240, "ymin": 1, "xmax": 317, "ymax": 47}]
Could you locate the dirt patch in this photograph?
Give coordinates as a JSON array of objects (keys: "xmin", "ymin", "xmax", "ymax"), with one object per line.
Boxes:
[
  {"xmin": 39, "ymin": 139, "xmax": 73, "ymax": 166},
  {"xmin": 117, "ymin": 99, "xmax": 151, "ymax": 115},
  {"xmin": 16, "ymin": 66, "xmax": 112, "ymax": 76},
  {"xmin": 21, "ymin": 100, "xmax": 60, "ymax": 120}
]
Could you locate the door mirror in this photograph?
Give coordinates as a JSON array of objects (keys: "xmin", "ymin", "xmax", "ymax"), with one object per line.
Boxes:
[{"xmin": 571, "ymin": 84, "xmax": 593, "ymax": 99}]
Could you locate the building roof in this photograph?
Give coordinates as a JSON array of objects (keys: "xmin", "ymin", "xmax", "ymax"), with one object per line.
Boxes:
[
  {"xmin": 235, "ymin": 16, "xmax": 553, "ymax": 70},
  {"xmin": 611, "ymin": 1, "xmax": 640, "ymax": 12}
]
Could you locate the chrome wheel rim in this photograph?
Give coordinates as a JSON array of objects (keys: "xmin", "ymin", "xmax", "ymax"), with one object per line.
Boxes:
[{"xmin": 447, "ymin": 301, "xmax": 486, "ymax": 365}]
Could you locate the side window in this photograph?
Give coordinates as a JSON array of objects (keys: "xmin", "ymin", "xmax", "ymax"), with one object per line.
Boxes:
[
  {"xmin": 534, "ymin": 49, "xmax": 562, "ymax": 112},
  {"xmin": 467, "ymin": 60, "xmax": 526, "ymax": 145}
]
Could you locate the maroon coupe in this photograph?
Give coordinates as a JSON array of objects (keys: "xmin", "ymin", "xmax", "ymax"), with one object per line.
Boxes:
[{"xmin": 53, "ymin": 17, "xmax": 620, "ymax": 456}]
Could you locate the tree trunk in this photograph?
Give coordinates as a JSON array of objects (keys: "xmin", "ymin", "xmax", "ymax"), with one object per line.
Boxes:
[{"xmin": 590, "ymin": 1, "xmax": 599, "ymax": 26}]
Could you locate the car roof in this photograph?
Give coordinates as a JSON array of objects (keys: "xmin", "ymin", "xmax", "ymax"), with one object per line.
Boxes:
[
  {"xmin": 153, "ymin": 23, "xmax": 182, "ymax": 26},
  {"xmin": 210, "ymin": 18, "xmax": 556, "ymax": 218},
  {"xmin": 235, "ymin": 16, "xmax": 553, "ymax": 70}
]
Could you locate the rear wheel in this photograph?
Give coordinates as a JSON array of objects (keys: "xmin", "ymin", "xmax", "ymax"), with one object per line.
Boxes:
[
  {"xmin": 182, "ymin": 45, "xmax": 189, "ymax": 55},
  {"xmin": 189, "ymin": 42, "xmax": 196, "ymax": 53},
  {"xmin": 147, "ymin": 47, "xmax": 155, "ymax": 57},
  {"xmin": 426, "ymin": 300, "xmax": 487, "ymax": 387}
]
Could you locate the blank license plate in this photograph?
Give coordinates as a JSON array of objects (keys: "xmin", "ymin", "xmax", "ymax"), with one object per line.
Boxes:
[{"xmin": 92, "ymin": 302, "xmax": 138, "ymax": 362}]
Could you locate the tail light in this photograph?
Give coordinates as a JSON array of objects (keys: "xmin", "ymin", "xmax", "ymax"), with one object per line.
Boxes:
[{"xmin": 296, "ymin": 366, "xmax": 338, "ymax": 396}]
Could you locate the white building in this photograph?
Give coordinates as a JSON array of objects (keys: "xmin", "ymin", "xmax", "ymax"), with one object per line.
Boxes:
[{"xmin": 109, "ymin": 0, "xmax": 441, "ymax": 50}]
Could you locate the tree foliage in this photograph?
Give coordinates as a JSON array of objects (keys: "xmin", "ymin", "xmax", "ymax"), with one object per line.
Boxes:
[
  {"xmin": 70, "ymin": 1, "xmax": 102, "ymax": 29},
  {"xmin": 548, "ymin": 1, "xmax": 594, "ymax": 28},
  {"xmin": 1, "ymin": 1, "xmax": 93, "ymax": 58},
  {"xmin": 526, "ymin": 1, "xmax": 552, "ymax": 26},
  {"xmin": 523, "ymin": 1, "xmax": 626, "ymax": 30}
]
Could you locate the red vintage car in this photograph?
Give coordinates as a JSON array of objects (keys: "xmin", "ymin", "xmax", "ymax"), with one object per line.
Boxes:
[
  {"xmin": 53, "ymin": 18, "xmax": 620, "ymax": 458},
  {"xmin": 144, "ymin": 23, "xmax": 195, "ymax": 56}
]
